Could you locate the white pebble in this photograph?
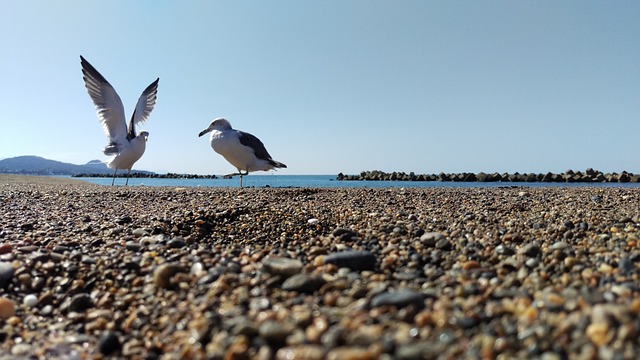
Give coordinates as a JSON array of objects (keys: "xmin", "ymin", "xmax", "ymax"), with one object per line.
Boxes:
[
  {"xmin": 23, "ymin": 294, "xmax": 38, "ymax": 307},
  {"xmin": 190, "ymin": 262, "xmax": 204, "ymax": 276},
  {"xmin": 307, "ymin": 218, "xmax": 319, "ymax": 224}
]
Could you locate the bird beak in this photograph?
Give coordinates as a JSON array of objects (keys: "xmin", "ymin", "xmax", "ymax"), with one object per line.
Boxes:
[{"xmin": 198, "ymin": 127, "xmax": 211, "ymax": 137}]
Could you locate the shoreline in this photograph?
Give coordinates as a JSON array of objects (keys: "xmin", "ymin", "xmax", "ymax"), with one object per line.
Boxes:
[
  {"xmin": 0, "ymin": 183, "xmax": 639, "ymax": 357},
  {"xmin": 0, "ymin": 174, "xmax": 93, "ymax": 185}
]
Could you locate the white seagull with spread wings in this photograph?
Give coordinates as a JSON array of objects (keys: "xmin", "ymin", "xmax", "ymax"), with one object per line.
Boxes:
[
  {"xmin": 199, "ymin": 118, "xmax": 287, "ymax": 187},
  {"xmin": 80, "ymin": 56, "xmax": 159, "ymax": 186}
]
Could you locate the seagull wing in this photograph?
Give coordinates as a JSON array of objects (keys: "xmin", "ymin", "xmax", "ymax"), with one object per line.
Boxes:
[
  {"xmin": 80, "ymin": 56, "xmax": 128, "ymax": 153},
  {"xmin": 128, "ymin": 78, "xmax": 159, "ymax": 138},
  {"xmin": 238, "ymin": 131, "xmax": 273, "ymax": 161}
]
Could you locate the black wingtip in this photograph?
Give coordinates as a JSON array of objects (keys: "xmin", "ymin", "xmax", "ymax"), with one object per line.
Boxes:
[{"xmin": 80, "ymin": 56, "xmax": 110, "ymax": 84}]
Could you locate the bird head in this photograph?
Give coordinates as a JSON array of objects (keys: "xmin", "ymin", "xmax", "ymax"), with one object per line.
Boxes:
[{"xmin": 199, "ymin": 118, "xmax": 231, "ymax": 137}]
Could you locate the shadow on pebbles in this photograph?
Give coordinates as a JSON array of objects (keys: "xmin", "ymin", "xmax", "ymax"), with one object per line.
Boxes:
[{"xmin": 0, "ymin": 182, "xmax": 639, "ymax": 359}]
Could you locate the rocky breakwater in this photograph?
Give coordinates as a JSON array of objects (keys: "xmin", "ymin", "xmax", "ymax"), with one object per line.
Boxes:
[
  {"xmin": 338, "ymin": 168, "xmax": 640, "ymax": 183},
  {"xmin": 0, "ymin": 181, "xmax": 639, "ymax": 358}
]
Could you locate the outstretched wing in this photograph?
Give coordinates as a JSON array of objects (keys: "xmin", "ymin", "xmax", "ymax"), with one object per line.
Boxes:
[
  {"xmin": 80, "ymin": 56, "xmax": 128, "ymax": 152},
  {"xmin": 128, "ymin": 78, "xmax": 159, "ymax": 139}
]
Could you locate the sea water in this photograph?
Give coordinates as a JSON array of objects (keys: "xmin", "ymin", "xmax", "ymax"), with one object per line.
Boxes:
[{"xmin": 64, "ymin": 175, "xmax": 640, "ymax": 188}]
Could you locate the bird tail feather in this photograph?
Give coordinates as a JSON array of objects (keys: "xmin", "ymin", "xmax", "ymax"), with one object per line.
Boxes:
[{"xmin": 270, "ymin": 160, "xmax": 287, "ymax": 169}]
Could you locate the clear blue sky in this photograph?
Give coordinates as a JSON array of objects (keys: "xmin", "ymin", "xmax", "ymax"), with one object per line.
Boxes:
[{"xmin": 1, "ymin": 1, "xmax": 638, "ymax": 175}]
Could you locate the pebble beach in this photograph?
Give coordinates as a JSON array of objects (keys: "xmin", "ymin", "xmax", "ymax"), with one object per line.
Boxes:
[{"xmin": 1, "ymin": 175, "xmax": 639, "ymax": 359}]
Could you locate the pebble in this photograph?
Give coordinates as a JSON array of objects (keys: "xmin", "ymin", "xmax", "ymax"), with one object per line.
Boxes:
[
  {"xmin": 282, "ymin": 273, "xmax": 326, "ymax": 293},
  {"xmin": 23, "ymin": 294, "xmax": 38, "ymax": 307},
  {"xmin": 0, "ymin": 262, "xmax": 14, "ymax": 288},
  {"xmin": 276, "ymin": 345, "xmax": 325, "ymax": 360},
  {"xmin": 420, "ymin": 232, "xmax": 445, "ymax": 246},
  {"xmin": 98, "ymin": 331, "xmax": 121, "ymax": 355},
  {"xmin": 371, "ymin": 290, "xmax": 425, "ymax": 309},
  {"xmin": 259, "ymin": 320, "xmax": 292, "ymax": 344},
  {"xmin": 153, "ymin": 263, "xmax": 186, "ymax": 289},
  {"xmin": 0, "ymin": 243, "xmax": 12, "ymax": 255},
  {"xmin": 323, "ymin": 251, "xmax": 377, "ymax": 271},
  {"xmin": 167, "ymin": 237, "xmax": 186, "ymax": 248},
  {"xmin": 67, "ymin": 293, "xmax": 93, "ymax": 313},
  {"xmin": 0, "ymin": 297, "xmax": 16, "ymax": 319},
  {"xmin": 262, "ymin": 256, "xmax": 303, "ymax": 277}
]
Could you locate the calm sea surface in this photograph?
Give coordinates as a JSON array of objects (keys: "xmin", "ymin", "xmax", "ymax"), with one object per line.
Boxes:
[{"xmin": 65, "ymin": 175, "xmax": 640, "ymax": 188}]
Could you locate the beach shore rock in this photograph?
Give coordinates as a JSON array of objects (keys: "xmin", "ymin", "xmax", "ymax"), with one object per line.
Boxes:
[
  {"xmin": 0, "ymin": 175, "xmax": 639, "ymax": 358},
  {"xmin": 338, "ymin": 169, "xmax": 640, "ymax": 183}
]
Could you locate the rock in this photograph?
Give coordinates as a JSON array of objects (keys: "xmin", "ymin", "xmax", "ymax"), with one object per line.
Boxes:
[
  {"xmin": 132, "ymin": 228, "xmax": 148, "ymax": 237},
  {"xmin": 323, "ymin": 251, "xmax": 377, "ymax": 271},
  {"xmin": 67, "ymin": 293, "xmax": 93, "ymax": 313},
  {"xmin": 116, "ymin": 216, "xmax": 132, "ymax": 225},
  {"xmin": 23, "ymin": 294, "xmax": 38, "ymax": 307},
  {"xmin": 153, "ymin": 263, "xmax": 186, "ymax": 289},
  {"xmin": 0, "ymin": 297, "xmax": 16, "ymax": 319},
  {"xmin": 371, "ymin": 290, "xmax": 425, "ymax": 309},
  {"xmin": 276, "ymin": 345, "xmax": 325, "ymax": 360},
  {"xmin": 259, "ymin": 320, "xmax": 292, "ymax": 344},
  {"xmin": 125, "ymin": 241, "xmax": 142, "ymax": 252},
  {"xmin": 0, "ymin": 262, "xmax": 14, "ymax": 288},
  {"xmin": 331, "ymin": 228, "xmax": 358, "ymax": 241},
  {"xmin": 167, "ymin": 237, "xmax": 186, "ymax": 248},
  {"xmin": 282, "ymin": 273, "xmax": 326, "ymax": 293},
  {"xmin": 518, "ymin": 243, "xmax": 541, "ymax": 257},
  {"xmin": 420, "ymin": 232, "xmax": 445, "ymax": 246},
  {"xmin": 262, "ymin": 256, "xmax": 303, "ymax": 278},
  {"xmin": 98, "ymin": 331, "xmax": 121, "ymax": 355}
]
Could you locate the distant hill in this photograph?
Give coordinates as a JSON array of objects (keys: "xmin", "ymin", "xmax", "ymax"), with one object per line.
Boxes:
[{"xmin": 0, "ymin": 156, "xmax": 154, "ymax": 176}]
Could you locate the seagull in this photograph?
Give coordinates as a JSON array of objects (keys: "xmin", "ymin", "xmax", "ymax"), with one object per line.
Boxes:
[
  {"xmin": 198, "ymin": 118, "xmax": 287, "ymax": 187},
  {"xmin": 80, "ymin": 56, "xmax": 159, "ymax": 186}
]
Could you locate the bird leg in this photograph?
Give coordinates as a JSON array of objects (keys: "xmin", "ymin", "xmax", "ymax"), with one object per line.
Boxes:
[
  {"xmin": 224, "ymin": 170, "xmax": 250, "ymax": 188},
  {"xmin": 111, "ymin": 169, "xmax": 117, "ymax": 186},
  {"xmin": 125, "ymin": 169, "xmax": 131, "ymax": 186}
]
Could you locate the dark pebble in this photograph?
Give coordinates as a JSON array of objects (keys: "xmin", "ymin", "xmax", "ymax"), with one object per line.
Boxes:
[
  {"xmin": 167, "ymin": 237, "xmax": 186, "ymax": 248},
  {"xmin": 323, "ymin": 250, "xmax": 377, "ymax": 271},
  {"xmin": 52, "ymin": 246, "xmax": 70, "ymax": 254},
  {"xmin": 435, "ymin": 238, "xmax": 452, "ymax": 250},
  {"xmin": 67, "ymin": 293, "xmax": 93, "ymax": 313},
  {"xmin": 98, "ymin": 331, "xmax": 121, "ymax": 355},
  {"xmin": 0, "ymin": 262, "xmax": 14, "ymax": 288},
  {"xmin": 619, "ymin": 257, "xmax": 634, "ymax": 275},
  {"xmin": 89, "ymin": 239, "xmax": 105, "ymax": 247},
  {"xmin": 281, "ymin": 273, "xmax": 326, "ymax": 293},
  {"xmin": 125, "ymin": 241, "xmax": 142, "ymax": 252},
  {"xmin": 519, "ymin": 243, "xmax": 541, "ymax": 257},
  {"xmin": 371, "ymin": 290, "xmax": 425, "ymax": 309},
  {"xmin": 117, "ymin": 216, "xmax": 132, "ymax": 225},
  {"xmin": 331, "ymin": 228, "xmax": 358, "ymax": 241}
]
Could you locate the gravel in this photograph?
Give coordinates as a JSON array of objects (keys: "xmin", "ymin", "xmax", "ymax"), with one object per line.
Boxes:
[{"xmin": 0, "ymin": 176, "xmax": 639, "ymax": 359}]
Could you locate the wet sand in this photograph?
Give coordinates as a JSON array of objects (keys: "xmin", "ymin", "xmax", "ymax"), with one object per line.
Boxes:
[{"xmin": 0, "ymin": 176, "xmax": 639, "ymax": 358}]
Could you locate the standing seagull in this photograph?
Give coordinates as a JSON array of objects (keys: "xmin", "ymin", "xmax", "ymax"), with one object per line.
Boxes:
[
  {"xmin": 198, "ymin": 118, "xmax": 287, "ymax": 187},
  {"xmin": 80, "ymin": 56, "xmax": 159, "ymax": 186}
]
